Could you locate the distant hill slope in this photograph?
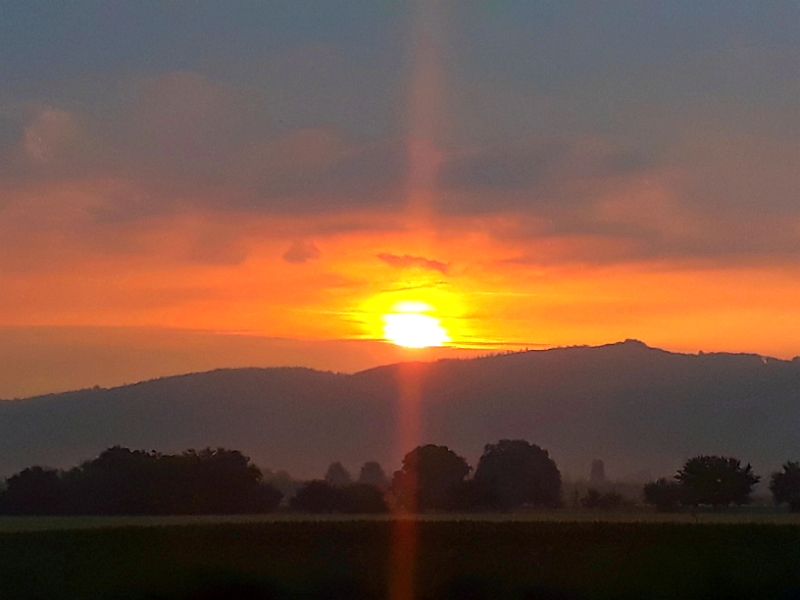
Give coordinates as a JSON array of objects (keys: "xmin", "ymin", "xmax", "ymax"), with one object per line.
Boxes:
[{"xmin": 1, "ymin": 340, "xmax": 798, "ymax": 480}]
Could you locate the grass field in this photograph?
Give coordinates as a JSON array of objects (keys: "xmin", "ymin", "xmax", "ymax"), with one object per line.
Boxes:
[{"xmin": 1, "ymin": 515, "xmax": 799, "ymax": 599}]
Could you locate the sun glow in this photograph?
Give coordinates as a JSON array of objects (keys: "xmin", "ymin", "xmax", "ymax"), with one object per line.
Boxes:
[{"xmin": 382, "ymin": 302, "xmax": 449, "ymax": 348}]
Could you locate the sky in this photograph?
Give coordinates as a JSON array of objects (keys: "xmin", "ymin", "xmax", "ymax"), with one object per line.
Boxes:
[{"xmin": 1, "ymin": 0, "xmax": 799, "ymax": 397}]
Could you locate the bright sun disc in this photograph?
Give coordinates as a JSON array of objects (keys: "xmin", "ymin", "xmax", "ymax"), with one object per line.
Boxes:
[{"xmin": 382, "ymin": 311, "xmax": 449, "ymax": 348}]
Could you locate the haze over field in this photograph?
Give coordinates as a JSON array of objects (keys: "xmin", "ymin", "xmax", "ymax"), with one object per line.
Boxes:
[
  {"xmin": 1, "ymin": 1, "xmax": 799, "ymax": 397},
  {"xmin": 2, "ymin": 341, "xmax": 798, "ymax": 482}
]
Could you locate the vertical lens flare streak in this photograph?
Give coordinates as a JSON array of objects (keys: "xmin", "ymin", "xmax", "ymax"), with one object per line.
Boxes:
[
  {"xmin": 390, "ymin": 2, "xmax": 446, "ymax": 599},
  {"xmin": 390, "ymin": 362, "xmax": 422, "ymax": 600},
  {"xmin": 404, "ymin": 0, "xmax": 445, "ymax": 220}
]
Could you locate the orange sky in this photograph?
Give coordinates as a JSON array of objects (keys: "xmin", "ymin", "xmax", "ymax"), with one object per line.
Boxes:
[
  {"xmin": 1, "ymin": 1, "xmax": 799, "ymax": 397},
  {"xmin": 2, "ymin": 190, "xmax": 799, "ymax": 350}
]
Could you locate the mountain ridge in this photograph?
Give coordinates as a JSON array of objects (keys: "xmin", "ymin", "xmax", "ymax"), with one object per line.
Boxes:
[
  {"xmin": 1, "ymin": 340, "xmax": 798, "ymax": 481},
  {"xmin": 4, "ymin": 339, "xmax": 794, "ymax": 404}
]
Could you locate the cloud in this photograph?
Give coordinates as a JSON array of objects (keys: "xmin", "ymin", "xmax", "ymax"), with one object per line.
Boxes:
[
  {"xmin": 283, "ymin": 240, "xmax": 321, "ymax": 264},
  {"xmin": 0, "ymin": 34, "xmax": 796, "ymax": 272},
  {"xmin": 377, "ymin": 253, "xmax": 449, "ymax": 274},
  {"xmin": 249, "ymin": 135, "xmax": 408, "ymax": 212},
  {"xmin": 439, "ymin": 139, "xmax": 570, "ymax": 191},
  {"xmin": 0, "ymin": 72, "xmax": 410, "ymax": 219},
  {"xmin": 437, "ymin": 137, "xmax": 653, "ymax": 214},
  {"xmin": 22, "ymin": 108, "xmax": 76, "ymax": 163}
]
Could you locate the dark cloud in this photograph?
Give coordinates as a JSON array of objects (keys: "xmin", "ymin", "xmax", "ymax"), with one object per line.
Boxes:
[
  {"xmin": 438, "ymin": 139, "xmax": 570, "ymax": 191},
  {"xmin": 437, "ymin": 137, "xmax": 653, "ymax": 214},
  {"xmin": 377, "ymin": 253, "xmax": 449, "ymax": 273},
  {"xmin": 251, "ymin": 137, "xmax": 408, "ymax": 212},
  {"xmin": 283, "ymin": 240, "xmax": 321, "ymax": 264}
]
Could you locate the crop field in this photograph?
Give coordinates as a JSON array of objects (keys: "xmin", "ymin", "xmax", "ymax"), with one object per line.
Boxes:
[{"xmin": 1, "ymin": 515, "xmax": 799, "ymax": 599}]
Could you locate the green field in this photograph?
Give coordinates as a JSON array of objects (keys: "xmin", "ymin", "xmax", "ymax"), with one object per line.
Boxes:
[{"xmin": 1, "ymin": 515, "xmax": 799, "ymax": 599}]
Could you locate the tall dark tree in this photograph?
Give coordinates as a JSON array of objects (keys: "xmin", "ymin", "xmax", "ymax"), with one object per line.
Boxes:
[
  {"xmin": 770, "ymin": 462, "xmax": 800, "ymax": 512},
  {"xmin": 391, "ymin": 445, "xmax": 471, "ymax": 511},
  {"xmin": 473, "ymin": 439, "xmax": 562, "ymax": 509},
  {"xmin": 357, "ymin": 461, "xmax": 388, "ymax": 490},
  {"xmin": 164, "ymin": 447, "xmax": 272, "ymax": 514},
  {"xmin": 676, "ymin": 455, "xmax": 759, "ymax": 507}
]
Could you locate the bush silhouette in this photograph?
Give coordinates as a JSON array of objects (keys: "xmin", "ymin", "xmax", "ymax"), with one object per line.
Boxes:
[
  {"xmin": 290, "ymin": 480, "xmax": 342, "ymax": 513},
  {"xmin": 339, "ymin": 483, "xmax": 388, "ymax": 514},
  {"xmin": 580, "ymin": 488, "xmax": 623, "ymax": 509},
  {"xmin": 290, "ymin": 480, "xmax": 387, "ymax": 513},
  {"xmin": 643, "ymin": 478, "xmax": 684, "ymax": 512}
]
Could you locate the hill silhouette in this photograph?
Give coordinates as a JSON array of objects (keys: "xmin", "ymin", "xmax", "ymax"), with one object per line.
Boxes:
[{"xmin": 1, "ymin": 340, "xmax": 798, "ymax": 480}]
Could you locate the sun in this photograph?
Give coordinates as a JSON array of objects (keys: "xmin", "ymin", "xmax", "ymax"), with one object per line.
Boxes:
[{"xmin": 382, "ymin": 301, "xmax": 449, "ymax": 348}]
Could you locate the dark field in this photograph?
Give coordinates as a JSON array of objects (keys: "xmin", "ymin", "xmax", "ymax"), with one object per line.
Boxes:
[{"xmin": 2, "ymin": 518, "xmax": 800, "ymax": 600}]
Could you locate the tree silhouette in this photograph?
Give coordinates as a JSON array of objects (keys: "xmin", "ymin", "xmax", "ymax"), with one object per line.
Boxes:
[
  {"xmin": 473, "ymin": 440, "xmax": 562, "ymax": 509},
  {"xmin": 64, "ymin": 446, "xmax": 159, "ymax": 514},
  {"xmin": 157, "ymin": 447, "xmax": 275, "ymax": 514},
  {"xmin": 324, "ymin": 461, "xmax": 352, "ymax": 487},
  {"xmin": 0, "ymin": 466, "xmax": 64, "ymax": 515},
  {"xmin": 391, "ymin": 445, "xmax": 471, "ymax": 511},
  {"xmin": 676, "ymin": 455, "xmax": 759, "ymax": 507},
  {"xmin": 357, "ymin": 461, "xmax": 388, "ymax": 490},
  {"xmin": 770, "ymin": 462, "xmax": 800, "ymax": 512}
]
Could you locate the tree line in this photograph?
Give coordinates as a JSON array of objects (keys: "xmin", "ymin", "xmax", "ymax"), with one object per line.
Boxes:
[
  {"xmin": 0, "ymin": 447, "xmax": 283, "ymax": 515},
  {"xmin": 0, "ymin": 440, "xmax": 562, "ymax": 515},
  {"xmin": 643, "ymin": 457, "xmax": 800, "ymax": 512},
  {"xmin": 1, "ymin": 442, "xmax": 799, "ymax": 515}
]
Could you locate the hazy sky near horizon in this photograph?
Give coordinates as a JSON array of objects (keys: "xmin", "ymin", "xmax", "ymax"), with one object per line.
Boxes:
[{"xmin": 1, "ymin": 1, "xmax": 799, "ymax": 396}]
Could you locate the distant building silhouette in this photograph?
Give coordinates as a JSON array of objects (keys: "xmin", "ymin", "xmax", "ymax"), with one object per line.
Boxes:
[{"xmin": 590, "ymin": 459, "xmax": 606, "ymax": 487}]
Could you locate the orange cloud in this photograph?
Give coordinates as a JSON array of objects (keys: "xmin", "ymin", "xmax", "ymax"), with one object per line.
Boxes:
[{"xmin": 377, "ymin": 253, "xmax": 448, "ymax": 274}]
